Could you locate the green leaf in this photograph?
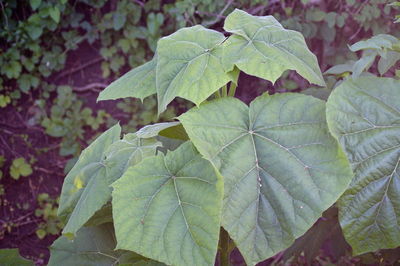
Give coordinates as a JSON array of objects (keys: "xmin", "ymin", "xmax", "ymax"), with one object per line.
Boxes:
[
  {"xmin": 156, "ymin": 25, "xmax": 233, "ymax": 113},
  {"xmin": 349, "ymin": 34, "xmax": 400, "ymax": 52},
  {"xmin": 26, "ymin": 25, "xmax": 43, "ymax": 40},
  {"xmin": 30, "ymin": 0, "xmax": 41, "ymax": 10},
  {"xmin": 49, "ymin": 223, "xmax": 164, "ymax": 266},
  {"xmin": 324, "ymin": 61, "xmax": 356, "ymax": 75},
  {"xmin": 97, "ymin": 57, "xmax": 157, "ymax": 102},
  {"xmin": 10, "ymin": 158, "xmax": 32, "ymax": 180},
  {"xmin": 113, "ymin": 12, "xmax": 126, "ymax": 30},
  {"xmin": 326, "ymin": 77, "xmax": 400, "ymax": 255},
  {"xmin": 179, "ymin": 94, "xmax": 352, "ymax": 265},
  {"xmin": 3, "ymin": 61, "xmax": 22, "ymax": 79},
  {"xmin": 0, "ymin": 249, "xmax": 33, "ymax": 266},
  {"xmin": 49, "ymin": 7, "xmax": 61, "ymax": 23},
  {"xmin": 378, "ymin": 51, "xmax": 400, "ymax": 75},
  {"xmin": 352, "ymin": 51, "xmax": 377, "ymax": 78},
  {"xmin": 222, "ymin": 9, "xmax": 325, "ymax": 87},
  {"xmin": 58, "ymin": 124, "xmax": 121, "ymax": 231},
  {"xmin": 112, "ymin": 142, "xmax": 223, "ymax": 266},
  {"xmin": 59, "ymin": 124, "xmax": 161, "ymax": 237},
  {"xmin": 136, "ymin": 122, "xmax": 189, "ymax": 141}
]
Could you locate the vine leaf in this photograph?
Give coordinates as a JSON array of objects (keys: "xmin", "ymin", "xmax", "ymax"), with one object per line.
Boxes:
[
  {"xmin": 48, "ymin": 223, "xmax": 165, "ymax": 266},
  {"xmin": 222, "ymin": 9, "xmax": 325, "ymax": 87},
  {"xmin": 326, "ymin": 77, "xmax": 400, "ymax": 255},
  {"xmin": 112, "ymin": 142, "xmax": 223, "ymax": 266},
  {"xmin": 58, "ymin": 124, "xmax": 160, "ymax": 238},
  {"xmin": 156, "ymin": 25, "xmax": 234, "ymax": 114},
  {"xmin": 97, "ymin": 56, "xmax": 157, "ymax": 102},
  {"xmin": 179, "ymin": 94, "xmax": 352, "ymax": 265}
]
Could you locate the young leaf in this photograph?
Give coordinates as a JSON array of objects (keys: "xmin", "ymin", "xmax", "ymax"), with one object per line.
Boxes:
[
  {"xmin": 326, "ymin": 77, "xmax": 400, "ymax": 255},
  {"xmin": 112, "ymin": 142, "xmax": 223, "ymax": 266},
  {"xmin": 10, "ymin": 158, "xmax": 33, "ymax": 180},
  {"xmin": 222, "ymin": 9, "xmax": 325, "ymax": 87},
  {"xmin": 180, "ymin": 94, "xmax": 352, "ymax": 265},
  {"xmin": 59, "ymin": 125, "xmax": 161, "ymax": 238},
  {"xmin": 97, "ymin": 57, "xmax": 157, "ymax": 102},
  {"xmin": 156, "ymin": 25, "xmax": 234, "ymax": 113},
  {"xmin": 49, "ymin": 223, "xmax": 164, "ymax": 266}
]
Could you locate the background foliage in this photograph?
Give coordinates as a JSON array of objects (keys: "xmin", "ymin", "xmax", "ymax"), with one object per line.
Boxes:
[{"xmin": 0, "ymin": 0, "xmax": 399, "ymax": 265}]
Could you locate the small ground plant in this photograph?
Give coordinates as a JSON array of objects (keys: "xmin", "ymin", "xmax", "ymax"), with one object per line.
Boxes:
[{"xmin": 49, "ymin": 9, "xmax": 400, "ymax": 266}]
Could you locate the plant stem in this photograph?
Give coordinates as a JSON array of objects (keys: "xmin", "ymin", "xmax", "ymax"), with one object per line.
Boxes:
[
  {"xmin": 228, "ymin": 82, "xmax": 237, "ymax": 97},
  {"xmin": 222, "ymin": 85, "xmax": 228, "ymax": 97},
  {"xmin": 219, "ymin": 228, "xmax": 230, "ymax": 266}
]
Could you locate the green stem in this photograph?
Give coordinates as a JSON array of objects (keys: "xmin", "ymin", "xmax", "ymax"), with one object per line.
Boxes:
[
  {"xmin": 219, "ymin": 228, "xmax": 230, "ymax": 266},
  {"xmin": 221, "ymin": 85, "xmax": 228, "ymax": 97},
  {"xmin": 228, "ymin": 82, "xmax": 237, "ymax": 97}
]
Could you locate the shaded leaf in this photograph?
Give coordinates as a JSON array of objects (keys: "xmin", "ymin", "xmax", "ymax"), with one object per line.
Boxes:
[
  {"xmin": 324, "ymin": 61, "xmax": 356, "ymax": 75},
  {"xmin": 180, "ymin": 94, "xmax": 352, "ymax": 265},
  {"xmin": 49, "ymin": 223, "xmax": 164, "ymax": 266},
  {"xmin": 112, "ymin": 142, "xmax": 223, "ymax": 266},
  {"xmin": 326, "ymin": 77, "xmax": 400, "ymax": 255},
  {"xmin": 59, "ymin": 125, "xmax": 161, "ymax": 238}
]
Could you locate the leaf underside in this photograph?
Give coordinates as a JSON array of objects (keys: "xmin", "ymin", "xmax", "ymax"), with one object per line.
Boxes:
[
  {"xmin": 58, "ymin": 124, "xmax": 160, "ymax": 238},
  {"xmin": 180, "ymin": 93, "xmax": 352, "ymax": 265},
  {"xmin": 222, "ymin": 9, "xmax": 325, "ymax": 87},
  {"xmin": 326, "ymin": 77, "xmax": 400, "ymax": 255},
  {"xmin": 112, "ymin": 142, "xmax": 223, "ymax": 266}
]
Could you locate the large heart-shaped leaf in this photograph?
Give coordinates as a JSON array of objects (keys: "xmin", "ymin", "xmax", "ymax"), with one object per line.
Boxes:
[
  {"xmin": 112, "ymin": 142, "xmax": 223, "ymax": 266},
  {"xmin": 97, "ymin": 56, "xmax": 157, "ymax": 102},
  {"xmin": 179, "ymin": 93, "xmax": 352, "ymax": 265},
  {"xmin": 326, "ymin": 77, "xmax": 400, "ymax": 255},
  {"xmin": 222, "ymin": 9, "xmax": 325, "ymax": 87},
  {"xmin": 59, "ymin": 124, "xmax": 160, "ymax": 238},
  {"xmin": 156, "ymin": 25, "xmax": 233, "ymax": 113},
  {"xmin": 49, "ymin": 223, "xmax": 164, "ymax": 266}
]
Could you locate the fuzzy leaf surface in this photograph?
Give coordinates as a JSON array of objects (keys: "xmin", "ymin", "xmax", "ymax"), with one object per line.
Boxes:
[
  {"xmin": 222, "ymin": 9, "xmax": 325, "ymax": 86},
  {"xmin": 180, "ymin": 94, "xmax": 352, "ymax": 265},
  {"xmin": 112, "ymin": 142, "xmax": 223, "ymax": 266},
  {"xmin": 326, "ymin": 77, "xmax": 400, "ymax": 255}
]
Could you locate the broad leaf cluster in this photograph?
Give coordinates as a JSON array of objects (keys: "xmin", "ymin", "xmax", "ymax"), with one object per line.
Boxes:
[{"xmin": 51, "ymin": 8, "xmax": 400, "ymax": 266}]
